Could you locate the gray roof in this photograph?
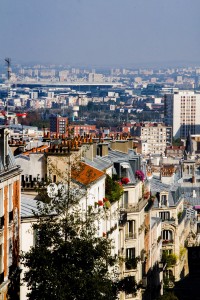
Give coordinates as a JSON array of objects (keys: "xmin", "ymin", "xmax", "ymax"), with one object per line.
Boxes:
[
  {"xmin": 0, "ymin": 146, "xmax": 17, "ymax": 173},
  {"xmin": 107, "ymin": 149, "xmax": 141, "ymax": 184},
  {"xmin": 151, "ymin": 217, "xmax": 161, "ymax": 229},
  {"xmin": 149, "ymin": 177, "xmax": 182, "ymax": 207},
  {"xmin": 84, "ymin": 155, "xmax": 112, "ymax": 171},
  {"xmin": 21, "ymin": 193, "xmax": 39, "ymax": 218}
]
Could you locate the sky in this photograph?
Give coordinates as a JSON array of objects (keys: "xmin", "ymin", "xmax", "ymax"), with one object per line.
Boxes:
[{"xmin": 0, "ymin": 0, "xmax": 200, "ymax": 67}]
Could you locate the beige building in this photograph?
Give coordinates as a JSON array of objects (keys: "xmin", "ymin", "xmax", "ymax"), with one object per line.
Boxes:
[
  {"xmin": 149, "ymin": 176, "xmax": 191, "ymax": 287},
  {"xmin": 131, "ymin": 123, "xmax": 172, "ymax": 155}
]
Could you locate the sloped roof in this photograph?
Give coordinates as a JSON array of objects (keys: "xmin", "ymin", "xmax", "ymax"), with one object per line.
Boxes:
[
  {"xmin": 21, "ymin": 193, "xmax": 39, "ymax": 218},
  {"xmin": 84, "ymin": 155, "xmax": 112, "ymax": 171},
  {"xmin": 0, "ymin": 146, "xmax": 17, "ymax": 172},
  {"xmin": 71, "ymin": 162, "xmax": 105, "ymax": 186}
]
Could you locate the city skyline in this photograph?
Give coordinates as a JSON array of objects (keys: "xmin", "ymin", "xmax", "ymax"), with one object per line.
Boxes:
[{"xmin": 0, "ymin": 0, "xmax": 200, "ymax": 67}]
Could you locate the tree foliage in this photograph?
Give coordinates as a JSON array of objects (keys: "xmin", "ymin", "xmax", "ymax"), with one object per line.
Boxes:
[
  {"xmin": 162, "ymin": 252, "xmax": 177, "ymax": 268},
  {"xmin": 158, "ymin": 292, "xmax": 179, "ymax": 300},
  {"xmin": 21, "ymin": 183, "xmax": 120, "ymax": 300}
]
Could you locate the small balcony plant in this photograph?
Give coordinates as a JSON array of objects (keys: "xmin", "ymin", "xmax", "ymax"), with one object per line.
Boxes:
[{"xmin": 135, "ymin": 170, "xmax": 145, "ymax": 182}]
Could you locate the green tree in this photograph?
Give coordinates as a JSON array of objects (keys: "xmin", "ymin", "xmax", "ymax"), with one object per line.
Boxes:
[{"xmin": 21, "ymin": 182, "xmax": 120, "ymax": 300}]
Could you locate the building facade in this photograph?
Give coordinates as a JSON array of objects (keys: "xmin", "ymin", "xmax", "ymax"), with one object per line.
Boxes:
[
  {"xmin": 49, "ymin": 115, "xmax": 68, "ymax": 135},
  {"xmin": 0, "ymin": 128, "xmax": 21, "ymax": 298},
  {"xmin": 164, "ymin": 91, "xmax": 200, "ymax": 139},
  {"xmin": 131, "ymin": 123, "xmax": 172, "ymax": 155}
]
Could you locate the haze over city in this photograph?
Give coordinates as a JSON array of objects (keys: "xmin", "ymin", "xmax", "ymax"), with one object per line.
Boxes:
[{"xmin": 0, "ymin": 0, "xmax": 200, "ymax": 67}]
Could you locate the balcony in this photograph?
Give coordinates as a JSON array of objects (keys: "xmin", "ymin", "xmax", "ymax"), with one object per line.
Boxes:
[
  {"xmin": 162, "ymin": 239, "xmax": 174, "ymax": 245},
  {"xmin": 125, "ymin": 198, "xmax": 148, "ymax": 213},
  {"xmin": 125, "ymin": 233, "xmax": 137, "ymax": 240},
  {"xmin": 125, "ymin": 257, "xmax": 140, "ymax": 270}
]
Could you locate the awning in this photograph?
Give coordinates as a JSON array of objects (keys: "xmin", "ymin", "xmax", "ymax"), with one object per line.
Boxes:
[
  {"xmin": 193, "ymin": 205, "xmax": 200, "ymax": 210},
  {"xmin": 121, "ymin": 162, "xmax": 130, "ymax": 169}
]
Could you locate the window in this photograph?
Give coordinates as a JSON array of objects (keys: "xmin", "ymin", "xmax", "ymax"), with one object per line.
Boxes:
[
  {"xmin": 162, "ymin": 230, "xmax": 173, "ymax": 241},
  {"xmin": 123, "ymin": 191, "xmax": 128, "ymax": 208},
  {"xmin": 126, "ymin": 247, "xmax": 135, "ymax": 259},
  {"xmin": 161, "ymin": 194, "xmax": 168, "ymax": 206},
  {"xmin": 0, "ymin": 190, "xmax": 3, "ymax": 229},
  {"xmin": 0, "ymin": 244, "xmax": 3, "ymax": 273},
  {"xmin": 125, "ymin": 220, "xmax": 136, "ymax": 239},
  {"xmin": 53, "ymin": 175, "xmax": 57, "ymax": 183},
  {"xmin": 8, "ymin": 184, "xmax": 13, "ymax": 213},
  {"xmin": 8, "ymin": 238, "xmax": 12, "ymax": 267},
  {"xmin": 125, "ymin": 248, "xmax": 136, "ymax": 270},
  {"xmin": 159, "ymin": 211, "xmax": 170, "ymax": 221}
]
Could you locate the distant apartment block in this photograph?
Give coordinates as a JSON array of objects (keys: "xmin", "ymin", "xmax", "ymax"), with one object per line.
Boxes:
[
  {"xmin": 49, "ymin": 115, "xmax": 68, "ymax": 135},
  {"xmin": 164, "ymin": 91, "xmax": 200, "ymax": 139},
  {"xmin": 131, "ymin": 123, "xmax": 172, "ymax": 155},
  {"xmin": 88, "ymin": 73, "xmax": 103, "ymax": 83},
  {"xmin": 69, "ymin": 124, "xmax": 96, "ymax": 136}
]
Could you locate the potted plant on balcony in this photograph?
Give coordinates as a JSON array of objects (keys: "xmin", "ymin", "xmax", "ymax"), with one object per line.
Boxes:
[
  {"xmin": 105, "ymin": 175, "xmax": 123, "ymax": 203},
  {"xmin": 125, "ymin": 256, "xmax": 141, "ymax": 270},
  {"xmin": 135, "ymin": 170, "xmax": 145, "ymax": 182},
  {"xmin": 121, "ymin": 177, "xmax": 130, "ymax": 185}
]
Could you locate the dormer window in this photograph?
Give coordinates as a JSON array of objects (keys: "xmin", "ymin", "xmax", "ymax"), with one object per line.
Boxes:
[{"xmin": 160, "ymin": 192, "xmax": 168, "ymax": 207}]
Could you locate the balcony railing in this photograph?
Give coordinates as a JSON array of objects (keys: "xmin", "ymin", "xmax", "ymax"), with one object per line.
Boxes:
[
  {"xmin": 124, "ymin": 198, "xmax": 148, "ymax": 213},
  {"xmin": 125, "ymin": 256, "xmax": 141, "ymax": 270},
  {"xmin": 162, "ymin": 239, "xmax": 174, "ymax": 245},
  {"xmin": 125, "ymin": 233, "xmax": 137, "ymax": 239}
]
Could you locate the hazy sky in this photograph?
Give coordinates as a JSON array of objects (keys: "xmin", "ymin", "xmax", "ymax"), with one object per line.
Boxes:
[{"xmin": 0, "ymin": 0, "xmax": 200, "ymax": 67}]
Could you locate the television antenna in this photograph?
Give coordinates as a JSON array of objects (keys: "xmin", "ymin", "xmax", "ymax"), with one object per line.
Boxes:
[
  {"xmin": 4, "ymin": 57, "xmax": 11, "ymax": 125},
  {"xmin": 5, "ymin": 57, "xmax": 11, "ymax": 81}
]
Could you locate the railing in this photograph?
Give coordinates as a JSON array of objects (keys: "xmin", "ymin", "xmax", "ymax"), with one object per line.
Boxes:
[
  {"xmin": 22, "ymin": 180, "xmax": 37, "ymax": 189},
  {"xmin": 162, "ymin": 239, "xmax": 174, "ymax": 245},
  {"xmin": 125, "ymin": 198, "xmax": 148, "ymax": 213},
  {"xmin": 125, "ymin": 233, "xmax": 137, "ymax": 239},
  {"xmin": 125, "ymin": 257, "xmax": 140, "ymax": 270}
]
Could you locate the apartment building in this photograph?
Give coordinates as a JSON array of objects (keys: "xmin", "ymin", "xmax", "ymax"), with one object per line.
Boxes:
[
  {"xmin": 68, "ymin": 124, "xmax": 96, "ymax": 136},
  {"xmin": 131, "ymin": 123, "xmax": 172, "ymax": 155},
  {"xmin": 150, "ymin": 177, "xmax": 191, "ymax": 286},
  {"xmin": 49, "ymin": 115, "xmax": 68, "ymax": 135},
  {"xmin": 0, "ymin": 128, "xmax": 21, "ymax": 298},
  {"xmin": 164, "ymin": 91, "xmax": 200, "ymax": 139}
]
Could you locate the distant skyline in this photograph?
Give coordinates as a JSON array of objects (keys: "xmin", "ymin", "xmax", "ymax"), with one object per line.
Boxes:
[{"xmin": 0, "ymin": 0, "xmax": 200, "ymax": 67}]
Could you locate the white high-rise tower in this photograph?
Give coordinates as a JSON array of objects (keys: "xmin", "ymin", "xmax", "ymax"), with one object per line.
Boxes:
[{"xmin": 164, "ymin": 91, "xmax": 200, "ymax": 139}]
